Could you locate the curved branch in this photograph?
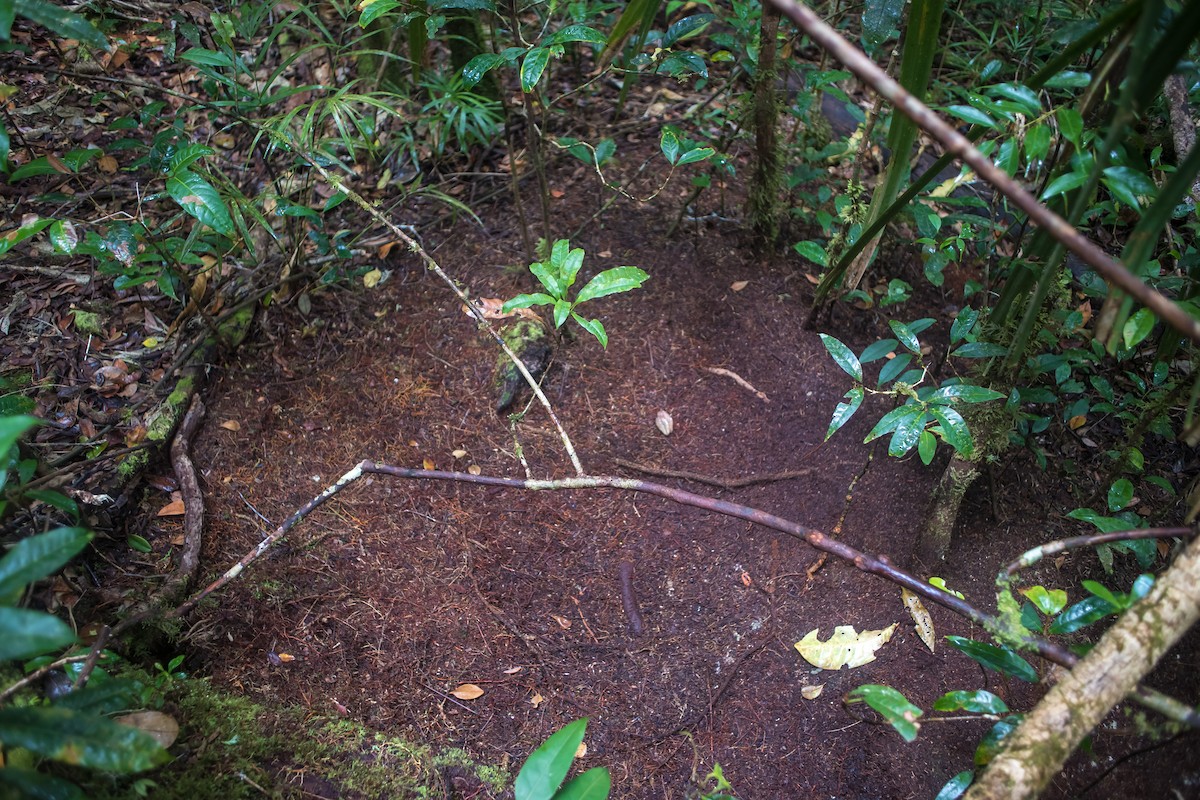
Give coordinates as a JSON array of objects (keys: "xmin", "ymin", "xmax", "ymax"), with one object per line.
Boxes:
[{"xmin": 1003, "ymin": 527, "xmax": 1194, "ymax": 577}]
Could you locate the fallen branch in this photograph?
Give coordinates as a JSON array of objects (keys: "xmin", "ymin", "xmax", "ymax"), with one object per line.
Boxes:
[
  {"xmin": 167, "ymin": 462, "xmax": 1200, "ymax": 730},
  {"xmin": 614, "ymin": 458, "xmax": 812, "ymax": 489},
  {"xmin": 1002, "ymin": 527, "xmax": 1195, "ymax": 577},
  {"xmin": 160, "ymin": 395, "xmax": 206, "ymax": 603}
]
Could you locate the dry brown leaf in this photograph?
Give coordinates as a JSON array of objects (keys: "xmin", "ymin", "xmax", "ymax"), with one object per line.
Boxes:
[
  {"xmin": 98, "ymin": 155, "xmax": 118, "ymax": 174},
  {"xmin": 115, "ymin": 711, "xmax": 180, "ymax": 748},
  {"xmin": 901, "ymin": 588, "xmax": 936, "ymax": 653},
  {"xmin": 504, "ymin": 666, "xmax": 523, "ymax": 675},
  {"xmin": 451, "ymin": 683, "xmax": 484, "ymax": 700},
  {"xmin": 219, "ymin": 419, "xmax": 241, "ymax": 431},
  {"xmin": 804, "ymin": 273, "xmax": 821, "ymax": 285},
  {"xmin": 740, "ymin": 571, "xmax": 753, "ymax": 588},
  {"xmin": 468, "ymin": 465, "xmax": 481, "ymax": 476},
  {"xmin": 730, "ymin": 280, "xmax": 749, "ymax": 292},
  {"xmin": 276, "ymin": 652, "xmax": 295, "ymax": 663},
  {"xmin": 157, "ymin": 496, "xmax": 185, "ymax": 517},
  {"xmin": 550, "ymin": 614, "xmax": 572, "ymax": 629},
  {"xmin": 598, "ymin": 250, "xmax": 612, "ymax": 258},
  {"xmin": 530, "ymin": 692, "xmax": 544, "ymax": 708},
  {"xmin": 801, "ymin": 684, "xmax": 824, "ymax": 700},
  {"xmin": 423, "ymin": 458, "xmax": 435, "ymax": 470},
  {"xmin": 452, "ymin": 449, "xmax": 467, "ymax": 459},
  {"xmin": 575, "ymin": 741, "xmax": 587, "ymax": 758},
  {"xmin": 1068, "ymin": 414, "xmax": 1087, "ymax": 430}
]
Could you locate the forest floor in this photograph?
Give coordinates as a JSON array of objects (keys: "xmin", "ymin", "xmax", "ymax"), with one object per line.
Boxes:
[{"xmin": 2, "ymin": 20, "xmax": 1199, "ymax": 800}]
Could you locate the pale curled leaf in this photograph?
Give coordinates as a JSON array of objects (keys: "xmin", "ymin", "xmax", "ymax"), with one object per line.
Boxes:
[
  {"xmin": 794, "ymin": 624, "xmax": 897, "ymax": 670},
  {"xmin": 901, "ymin": 589, "xmax": 936, "ymax": 653},
  {"xmin": 655, "ymin": 410, "xmax": 673, "ymax": 435},
  {"xmin": 801, "ymin": 684, "xmax": 824, "ymax": 700}
]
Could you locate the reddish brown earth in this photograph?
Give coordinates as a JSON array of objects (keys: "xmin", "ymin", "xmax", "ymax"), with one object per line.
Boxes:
[
  {"xmin": 155, "ymin": 171, "xmax": 1198, "ymax": 797},
  {"xmin": 2, "ymin": 23, "xmax": 1198, "ymax": 798}
]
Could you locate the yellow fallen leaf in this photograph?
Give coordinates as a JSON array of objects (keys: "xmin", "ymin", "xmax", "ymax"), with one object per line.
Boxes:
[
  {"xmin": 219, "ymin": 419, "xmax": 241, "ymax": 431},
  {"xmin": 901, "ymin": 589, "xmax": 936, "ymax": 654},
  {"xmin": 423, "ymin": 458, "xmax": 435, "ymax": 470},
  {"xmin": 115, "ymin": 711, "xmax": 179, "ymax": 748},
  {"xmin": 530, "ymin": 692, "xmax": 544, "ymax": 708},
  {"xmin": 276, "ymin": 652, "xmax": 295, "ymax": 663},
  {"xmin": 794, "ymin": 623, "xmax": 898, "ymax": 670},
  {"xmin": 575, "ymin": 741, "xmax": 587, "ymax": 758},
  {"xmin": 468, "ymin": 465, "xmax": 481, "ymax": 476},
  {"xmin": 450, "ymin": 683, "xmax": 484, "ymax": 700},
  {"xmin": 452, "ymin": 449, "xmax": 467, "ymax": 459},
  {"xmin": 801, "ymin": 684, "xmax": 824, "ymax": 700},
  {"xmin": 363, "ymin": 268, "xmax": 383, "ymax": 288}
]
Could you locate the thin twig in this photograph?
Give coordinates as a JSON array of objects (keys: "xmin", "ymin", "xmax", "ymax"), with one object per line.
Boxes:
[
  {"xmin": 614, "ymin": 458, "xmax": 811, "ymax": 489},
  {"xmin": 1003, "ymin": 527, "xmax": 1195, "ymax": 577},
  {"xmin": 703, "ymin": 366, "xmax": 770, "ymax": 402}
]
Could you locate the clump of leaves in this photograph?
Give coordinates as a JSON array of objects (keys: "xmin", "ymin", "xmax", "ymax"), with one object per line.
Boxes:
[{"xmin": 503, "ymin": 239, "xmax": 649, "ymax": 349}]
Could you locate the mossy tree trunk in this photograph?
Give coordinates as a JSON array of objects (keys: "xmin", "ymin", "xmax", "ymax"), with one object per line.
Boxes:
[
  {"xmin": 913, "ymin": 452, "xmax": 979, "ymax": 568},
  {"xmin": 966, "ymin": 530, "xmax": 1200, "ymax": 799}
]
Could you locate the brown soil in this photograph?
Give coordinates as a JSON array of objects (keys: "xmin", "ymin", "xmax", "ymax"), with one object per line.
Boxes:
[{"xmin": 152, "ymin": 161, "xmax": 1198, "ymax": 798}]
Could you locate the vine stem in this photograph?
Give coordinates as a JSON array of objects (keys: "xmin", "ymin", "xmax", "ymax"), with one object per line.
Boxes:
[
  {"xmin": 768, "ymin": 0, "xmax": 1200, "ymax": 346},
  {"xmin": 295, "ymin": 156, "xmax": 585, "ymax": 477},
  {"xmin": 1002, "ymin": 527, "xmax": 1195, "ymax": 577},
  {"xmin": 168, "ymin": 462, "xmax": 1199, "ymax": 730}
]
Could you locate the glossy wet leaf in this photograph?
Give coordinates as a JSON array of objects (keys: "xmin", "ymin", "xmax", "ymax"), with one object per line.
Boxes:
[
  {"xmin": 574, "ymin": 266, "xmax": 649, "ymax": 304},
  {"xmin": 818, "ymin": 335, "xmax": 862, "ymax": 381},
  {"xmin": 933, "ymin": 690, "xmax": 1008, "ymax": 714},
  {"xmin": 521, "ymin": 48, "xmax": 552, "ymax": 93},
  {"xmin": 945, "ymin": 636, "xmax": 1038, "ymax": 682},
  {"xmin": 1107, "ymin": 478, "xmax": 1134, "ymax": 511},
  {"xmin": 826, "ymin": 387, "xmax": 864, "ymax": 440},
  {"xmin": 927, "ymin": 384, "xmax": 1006, "ymax": 404},
  {"xmin": 847, "ymin": 684, "xmax": 922, "ymax": 741},
  {"xmin": 515, "ymin": 718, "xmax": 588, "ymax": 800},
  {"xmin": 889, "ymin": 320, "xmax": 921, "ymax": 354},
  {"xmin": 934, "ymin": 770, "xmax": 973, "ymax": 800},
  {"xmin": 571, "ymin": 313, "xmax": 607, "ymax": 349},
  {"xmin": 0, "ymin": 527, "xmax": 92, "ymax": 600},
  {"xmin": 1050, "ymin": 596, "xmax": 1116, "ymax": 634},
  {"xmin": 554, "ymin": 767, "xmax": 611, "ymax": 800},
  {"xmin": 461, "ymin": 53, "xmax": 508, "ymax": 88},
  {"xmin": 0, "ymin": 607, "xmax": 75, "ymax": 659},
  {"xmin": 0, "ymin": 707, "xmax": 164, "ymax": 772},
  {"xmin": 975, "ymin": 716, "xmax": 1023, "ymax": 766},
  {"xmin": 1020, "ymin": 586, "xmax": 1067, "ymax": 616},
  {"xmin": 166, "ymin": 170, "xmax": 233, "ymax": 236}
]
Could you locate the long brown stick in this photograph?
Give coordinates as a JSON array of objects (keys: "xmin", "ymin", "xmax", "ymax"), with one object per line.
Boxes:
[{"xmin": 767, "ymin": 0, "xmax": 1200, "ymax": 346}]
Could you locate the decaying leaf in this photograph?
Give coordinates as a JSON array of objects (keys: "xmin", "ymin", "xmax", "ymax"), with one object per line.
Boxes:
[
  {"xmin": 794, "ymin": 623, "xmax": 898, "ymax": 670},
  {"xmin": 467, "ymin": 297, "xmax": 542, "ymax": 323},
  {"xmin": 468, "ymin": 465, "xmax": 481, "ymax": 475},
  {"xmin": 730, "ymin": 280, "xmax": 749, "ymax": 292},
  {"xmin": 901, "ymin": 589, "xmax": 936, "ymax": 653},
  {"xmin": 575, "ymin": 741, "xmax": 587, "ymax": 758},
  {"xmin": 157, "ymin": 493, "xmax": 185, "ymax": 517},
  {"xmin": 219, "ymin": 419, "xmax": 241, "ymax": 431},
  {"xmin": 115, "ymin": 711, "xmax": 180, "ymax": 748},
  {"xmin": 550, "ymin": 613, "xmax": 572, "ymax": 629},
  {"xmin": 362, "ymin": 268, "xmax": 383, "ymax": 288},
  {"xmin": 801, "ymin": 684, "xmax": 824, "ymax": 700},
  {"xmin": 423, "ymin": 458, "xmax": 435, "ymax": 470},
  {"xmin": 452, "ymin": 449, "xmax": 467, "ymax": 459},
  {"xmin": 530, "ymin": 692, "xmax": 544, "ymax": 708},
  {"xmin": 655, "ymin": 410, "xmax": 673, "ymax": 436},
  {"xmin": 451, "ymin": 683, "xmax": 484, "ymax": 700}
]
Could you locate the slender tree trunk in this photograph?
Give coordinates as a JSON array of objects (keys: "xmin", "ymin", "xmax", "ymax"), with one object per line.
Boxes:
[{"xmin": 748, "ymin": 3, "xmax": 782, "ymax": 250}]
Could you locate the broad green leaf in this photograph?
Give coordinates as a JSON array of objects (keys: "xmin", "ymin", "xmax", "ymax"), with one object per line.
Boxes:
[
  {"xmin": 428, "ymin": 0, "xmax": 495, "ymax": 10},
  {"xmin": 0, "ymin": 607, "xmax": 75, "ymax": 660},
  {"xmin": 0, "ymin": 767, "xmax": 84, "ymax": 800},
  {"xmin": 14, "ymin": 0, "xmax": 108, "ymax": 48},
  {"xmin": 514, "ymin": 718, "xmax": 588, "ymax": 800},
  {"xmin": 818, "ymin": 334, "xmax": 862, "ymax": 381},
  {"xmin": 1122, "ymin": 308, "xmax": 1155, "ymax": 349},
  {"xmin": 1066, "ymin": 507, "xmax": 1137, "ymax": 534},
  {"xmin": 864, "ymin": 403, "xmax": 919, "ymax": 443},
  {"xmin": 950, "ymin": 342, "xmax": 1007, "ymax": 358},
  {"xmin": 0, "ymin": 706, "xmax": 164, "ymax": 772},
  {"xmin": 166, "ymin": 170, "xmax": 234, "ymax": 236},
  {"xmin": 792, "ymin": 240, "xmax": 828, "ymax": 266},
  {"xmin": 889, "ymin": 319, "xmax": 921, "ymax": 354},
  {"xmin": 847, "ymin": 685, "xmax": 922, "ymax": 742},
  {"xmin": 1107, "ymin": 478, "xmax": 1133, "ymax": 511},
  {"xmin": 949, "ymin": 308, "xmax": 979, "ymax": 344},
  {"xmin": 933, "ymin": 690, "xmax": 1009, "ymax": 714},
  {"xmin": 860, "ymin": 339, "xmax": 898, "ymax": 363},
  {"xmin": 529, "ymin": 260, "xmax": 562, "ymax": 298},
  {"xmin": 549, "ymin": 238, "xmax": 571, "ymax": 270},
  {"xmin": 0, "ymin": 414, "xmax": 39, "ymax": 462},
  {"xmin": 0, "ymin": 527, "xmax": 91, "ymax": 600},
  {"xmin": 1040, "ymin": 169, "xmax": 1088, "ymax": 200},
  {"xmin": 180, "ymin": 48, "xmax": 234, "ymax": 67},
  {"xmin": 574, "ymin": 266, "xmax": 649, "ymax": 304},
  {"xmin": 878, "ymin": 353, "xmax": 913, "ymax": 385},
  {"xmin": 1050, "ymin": 596, "xmax": 1115, "ymax": 634},
  {"xmin": 662, "ymin": 13, "xmax": 713, "ymax": 47},
  {"xmin": 561, "ymin": 247, "xmax": 585, "ymax": 290},
  {"xmin": 944, "ymin": 105, "xmax": 997, "ymax": 128},
  {"xmin": 1082, "ymin": 579, "xmax": 1122, "ymax": 609},
  {"xmin": 676, "ymin": 147, "xmax": 715, "ymax": 166},
  {"xmin": 48, "ymin": 219, "xmax": 78, "ymax": 254},
  {"xmin": 358, "ymin": 0, "xmax": 403, "ymax": 25},
  {"xmin": 553, "ymin": 299, "xmax": 571, "ymax": 329},
  {"xmin": 917, "ymin": 429, "xmax": 937, "ymax": 464},
  {"xmin": 889, "ymin": 407, "xmax": 927, "ymax": 457},
  {"xmin": 554, "ymin": 767, "xmax": 611, "ymax": 800},
  {"xmin": 544, "ymin": 24, "xmax": 606, "ymax": 46},
  {"xmin": 927, "ymin": 384, "xmax": 1006, "ymax": 404},
  {"xmin": 1024, "ymin": 124, "xmax": 1052, "ymax": 164},
  {"xmin": 1044, "ymin": 70, "xmax": 1090, "ymax": 88},
  {"xmin": 934, "ymin": 771, "xmax": 973, "ymax": 800},
  {"xmin": 520, "ymin": 47, "xmax": 552, "ymax": 93},
  {"xmin": 826, "ymin": 387, "xmax": 864, "ymax": 440},
  {"xmin": 570, "ymin": 313, "xmax": 607, "ymax": 348},
  {"xmin": 52, "ymin": 679, "xmax": 143, "ymax": 714},
  {"xmin": 862, "ymin": 0, "xmax": 905, "ymax": 47},
  {"xmin": 988, "ymin": 82, "xmax": 1040, "ymax": 115},
  {"xmin": 1019, "ymin": 600, "xmax": 1042, "ymax": 632},
  {"xmin": 975, "ymin": 717, "xmax": 1022, "ymax": 765},
  {"xmin": 1020, "ymin": 586, "xmax": 1067, "ymax": 616},
  {"xmin": 166, "ymin": 143, "xmax": 214, "ymax": 174},
  {"xmin": 502, "ymin": 293, "xmax": 555, "ymax": 312},
  {"xmin": 659, "ymin": 129, "xmax": 680, "ymax": 165},
  {"xmin": 1056, "ymin": 107, "xmax": 1084, "ymax": 146},
  {"xmin": 461, "ymin": 53, "xmax": 508, "ymax": 88},
  {"xmin": 945, "ymin": 636, "xmax": 1038, "ymax": 682}
]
